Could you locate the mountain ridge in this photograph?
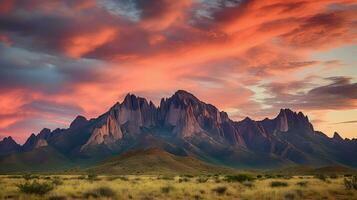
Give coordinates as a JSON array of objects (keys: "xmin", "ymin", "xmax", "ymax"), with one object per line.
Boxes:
[{"xmin": 0, "ymin": 90, "xmax": 356, "ymax": 172}]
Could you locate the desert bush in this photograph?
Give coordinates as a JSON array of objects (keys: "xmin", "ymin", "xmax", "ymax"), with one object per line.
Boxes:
[
  {"xmin": 83, "ymin": 186, "xmax": 116, "ymax": 198},
  {"xmin": 7, "ymin": 175, "xmax": 22, "ymax": 179},
  {"xmin": 181, "ymin": 174, "xmax": 194, "ymax": 178},
  {"xmin": 48, "ymin": 195, "xmax": 67, "ymax": 200},
  {"xmin": 77, "ymin": 175, "xmax": 86, "ymax": 180},
  {"xmin": 314, "ymin": 174, "xmax": 327, "ymax": 181},
  {"xmin": 17, "ymin": 180, "xmax": 54, "ymax": 195},
  {"xmin": 296, "ymin": 181, "xmax": 308, "ymax": 187},
  {"xmin": 242, "ymin": 181, "xmax": 254, "ymax": 188},
  {"xmin": 330, "ymin": 174, "xmax": 338, "ymax": 179},
  {"xmin": 224, "ymin": 174, "xmax": 254, "ymax": 183},
  {"xmin": 270, "ymin": 181, "xmax": 288, "ymax": 187},
  {"xmin": 212, "ymin": 186, "xmax": 227, "ymax": 195},
  {"xmin": 161, "ymin": 186, "xmax": 174, "ymax": 193},
  {"xmin": 285, "ymin": 193, "xmax": 295, "ymax": 200},
  {"xmin": 119, "ymin": 176, "xmax": 129, "ymax": 181},
  {"xmin": 51, "ymin": 177, "xmax": 63, "ymax": 186},
  {"xmin": 344, "ymin": 176, "xmax": 357, "ymax": 190},
  {"xmin": 178, "ymin": 177, "xmax": 190, "ymax": 183},
  {"xmin": 197, "ymin": 177, "xmax": 208, "ymax": 183},
  {"xmin": 22, "ymin": 174, "xmax": 39, "ymax": 180},
  {"xmin": 265, "ymin": 174, "xmax": 276, "ymax": 179},
  {"xmin": 87, "ymin": 173, "xmax": 99, "ymax": 181},
  {"xmin": 158, "ymin": 175, "xmax": 174, "ymax": 180},
  {"xmin": 256, "ymin": 175, "xmax": 263, "ymax": 179}
]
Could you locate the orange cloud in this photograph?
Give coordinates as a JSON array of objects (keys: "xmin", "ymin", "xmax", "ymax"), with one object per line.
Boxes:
[{"xmin": 64, "ymin": 27, "xmax": 118, "ymax": 58}]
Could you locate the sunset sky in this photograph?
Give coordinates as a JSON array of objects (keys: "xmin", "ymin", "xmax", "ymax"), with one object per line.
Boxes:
[{"xmin": 0, "ymin": 0, "xmax": 356, "ymax": 143}]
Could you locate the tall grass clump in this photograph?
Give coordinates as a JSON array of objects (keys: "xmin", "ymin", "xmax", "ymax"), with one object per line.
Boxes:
[
  {"xmin": 17, "ymin": 180, "xmax": 54, "ymax": 195},
  {"xmin": 224, "ymin": 174, "xmax": 254, "ymax": 183}
]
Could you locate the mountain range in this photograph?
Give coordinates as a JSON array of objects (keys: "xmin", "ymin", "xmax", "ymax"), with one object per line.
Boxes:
[{"xmin": 0, "ymin": 90, "xmax": 356, "ymax": 173}]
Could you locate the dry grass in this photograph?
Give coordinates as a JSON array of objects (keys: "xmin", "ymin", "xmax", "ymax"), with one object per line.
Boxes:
[{"xmin": 0, "ymin": 175, "xmax": 356, "ymax": 199}]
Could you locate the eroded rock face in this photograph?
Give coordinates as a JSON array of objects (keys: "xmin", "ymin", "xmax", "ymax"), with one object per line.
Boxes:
[
  {"xmin": 81, "ymin": 114, "xmax": 123, "ymax": 150},
  {"xmin": 22, "ymin": 128, "xmax": 52, "ymax": 151},
  {"xmin": 81, "ymin": 94, "xmax": 157, "ymax": 150}
]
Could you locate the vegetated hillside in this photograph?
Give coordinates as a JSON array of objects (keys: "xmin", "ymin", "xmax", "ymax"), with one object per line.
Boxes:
[
  {"xmin": 0, "ymin": 146, "xmax": 73, "ymax": 173},
  {"xmin": 87, "ymin": 148, "xmax": 236, "ymax": 175}
]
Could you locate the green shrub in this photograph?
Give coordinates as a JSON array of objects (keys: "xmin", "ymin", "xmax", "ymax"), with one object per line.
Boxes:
[
  {"xmin": 83, "ymin": 186, "xmax": 116, "ymax": 198},
  {"xmin": 224, "ymin": 174, "xmax": 254, "ymax": 183},
  {"xmin": 270, "ymin": 181, "xmax": 288, "ymax": 187},
  {"xmin": 212, "ymin": 186, "xmax": 227, "ymax": 195},
  {"xmin": 17, "ymin": 180, "xmax": 54, "ymax": 195}
]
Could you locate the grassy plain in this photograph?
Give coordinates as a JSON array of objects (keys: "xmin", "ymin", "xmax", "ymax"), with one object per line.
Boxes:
[{"xmin": 0, "ymin": 174, "xmax": 356, "ymax": 200}]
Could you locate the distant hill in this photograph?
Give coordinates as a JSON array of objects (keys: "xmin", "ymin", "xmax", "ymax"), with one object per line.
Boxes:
[
  {"xmin": 87, "ymin": 148, "xmax": 235, "ymax": 175},
  {"xmin": 0, "ymin": 146, "xmax": 73, "ymax": 173},
  {"xmin": 0, "ymin": 90, "xmax": 356, "ymax": 173}
]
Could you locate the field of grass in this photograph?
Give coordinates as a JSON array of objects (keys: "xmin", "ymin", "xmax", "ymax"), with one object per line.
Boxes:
[{"xmin": 0, "ymin": 174, "xmax": 356, "ymax": 200}]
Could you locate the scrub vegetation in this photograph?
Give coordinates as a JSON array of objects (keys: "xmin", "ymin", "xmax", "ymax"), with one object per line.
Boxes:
[{"xmin": 0, "ymin": 174, "xmax": 356, "ymax": 199}]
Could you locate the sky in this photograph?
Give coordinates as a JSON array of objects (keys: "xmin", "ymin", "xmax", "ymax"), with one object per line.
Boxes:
[{"xmin": 0, "ymin": 0, "xmax": 356, "ymax": 143}]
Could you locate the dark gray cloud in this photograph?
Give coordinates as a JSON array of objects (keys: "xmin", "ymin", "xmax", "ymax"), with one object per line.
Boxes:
[
  {"xmin": 0, "ymin": 44, "xmax": 106, "ymax": 94},
  {"xmin": 262, "ymin": 76, "xmax": 357, "ymax": 111}
]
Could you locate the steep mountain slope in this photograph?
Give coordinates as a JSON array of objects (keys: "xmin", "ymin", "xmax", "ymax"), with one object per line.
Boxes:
[{"xmin": 0, "ymin": 90, "xmax": 356, "ymax": 173}]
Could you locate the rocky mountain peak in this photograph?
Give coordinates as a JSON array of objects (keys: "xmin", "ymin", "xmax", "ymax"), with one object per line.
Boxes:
[
  {"xmin": 38, "ymin": 128, "xmax": 51, "ymax": 139},
  {"xmin": 2, "ymin": 136, "xmax": 17, "ymax": 145},
  {"xmin": 70, "ymin": 115, "xmax": 88, "ymax": 129},
  {"xmin": 275, "ymin": 108, "xmax": 313, "ymax": 133},
  {"xmin": 0, "ymin": 136, "xmax": 21, "ymax": 156},
  {"xmin": 333, "ymin": 132, "xmax": 343, "ymax": 141}
]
